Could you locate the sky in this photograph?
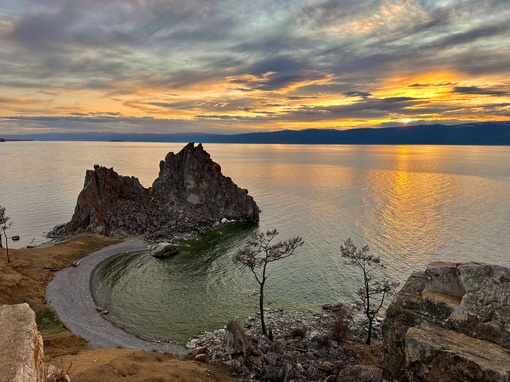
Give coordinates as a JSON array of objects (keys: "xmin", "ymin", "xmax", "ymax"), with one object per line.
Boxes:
[{"xmin": 1, "ymin": 0, "xmax": 509, "ymax": 136}]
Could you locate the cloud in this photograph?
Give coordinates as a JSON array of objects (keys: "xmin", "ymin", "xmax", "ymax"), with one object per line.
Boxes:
[
  {"xmin": 344, "ymin": 91, "xmax": 372, "ymax": 99},
  {"xmin": 0, "ymin": 0, "xmax": 509, "ymax": 133},
  {"xmin": 453, "ymin": 86, "xmax": 508, "ymax": 96}
]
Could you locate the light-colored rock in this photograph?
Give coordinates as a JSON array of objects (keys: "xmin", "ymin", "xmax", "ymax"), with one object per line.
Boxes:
[
  {"xmin": 0, "ymin": 303, "xmax": 45, "ymax": 382},
  {"xmin": 150, "ymin": 242, "xmax": 179, "ymax": 258},
  {"xmin": 384, "ymin": 262, "xmax": 510, "ymax": 382},
  {"xmin": 46, "ymin": 364, "xmax": 71, "ymax": 382},
  {"xmin": 406, "ymin": 322, "xmax": 510, "ymax": 382}
]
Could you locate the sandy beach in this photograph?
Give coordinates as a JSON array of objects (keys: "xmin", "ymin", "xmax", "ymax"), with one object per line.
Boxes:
[{"xmin": 46, "ymin": 237, "xmax": 186, "ymax": 356}]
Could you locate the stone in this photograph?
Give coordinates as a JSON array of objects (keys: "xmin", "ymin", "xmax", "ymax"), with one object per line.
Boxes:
[
  {"xmin": 0, "ymin": 303, "xmax": 45, "ymax": 382},
  {"xmin": 383, "ymin": 262, "xmax": 510, "ymax": 382},
  {"xmin": 46, "ymin": 364, "xmax": 71, "ymax": 382},
  {"xmin": 405, "ymin": 322, "xmax": 510, "ymax": 382},
  {"xmin": 50, "ymin": 143, "xmax": 259, "ymax": 240},
  {"xmin": 337, "ymin": 365, "xmax": 383, "ymax": 382},
  {"xmin": 150, "ymin": 242, "xmax": 179, "ymax": 258},
  {"xmin": 225, "ymin": 319, "xmax": 253, "ymax": 356},
  {"xmin": 194, "ymin": 353, "xmax": 209, "ymax": 363}
]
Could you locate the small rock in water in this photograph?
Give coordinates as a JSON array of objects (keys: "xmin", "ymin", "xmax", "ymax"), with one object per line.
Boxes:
[{"xmin": 151, "ymin": 242, "xmax": 179, "ymax": 258}]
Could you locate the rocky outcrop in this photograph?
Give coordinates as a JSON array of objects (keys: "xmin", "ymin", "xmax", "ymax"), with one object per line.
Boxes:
[
  {"xmin": 51, "ymin": 143, "xmax": 259, "ymax": 240},
  {"xmin": 383, "ymin": 262, "xmax": 510, "ymax": 382},
  {"xmin": 0, "ymin": 303, "xmax": 45, "ymax": 382},
  {"xmin": 151, "ymin": 143, "xmax": 259, "ymax": 224},
  {"xmin": 65, "ymin": 165, "xmax": 149, "ymax": 235}
]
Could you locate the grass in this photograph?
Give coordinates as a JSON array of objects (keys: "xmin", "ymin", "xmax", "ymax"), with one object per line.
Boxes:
[{"xmin": 36, "ymin": 308, "xmax": 65, "ymax": 335}]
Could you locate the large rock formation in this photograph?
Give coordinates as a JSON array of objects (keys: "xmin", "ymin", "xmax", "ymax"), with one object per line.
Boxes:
[
  {"xmin": 54, "ymin": 143, "xmax": 259, "ymax": 239},
  {"xmin": 383, "ymin": 262, "xmax": 510, "ymax": 382},
  {"xmin": 0, "ymin": 303, "xmax": 45, "ymax": 382},
  {"xmin": 66, "ymin": 165, "xmax": 149, "ymax": 235}
]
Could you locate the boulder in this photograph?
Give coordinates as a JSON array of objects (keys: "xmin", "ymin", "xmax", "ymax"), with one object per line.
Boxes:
[
  {"xmin": 151, "ymin": 242, "xmax": 179, "ymax": 258},
  {"xmin": 53, "ymin": 143, "xmax": 259, "ymax": 239},
  {"xmin": 383, "ymin": 262, "xmax": 510, "ymax": 382},
  {"xmin": 337, "ymin": 365, "xmax": 383, "ymax": 382},
  {"xmin": 0, "ymin": 303, "xmax": 45, "ymax": 382},
  {"xmin": 224, "ymin": 319, "xmax": 253, "ymax": 356},
  {"xmin": 406, "ymin": 322, "xmax": 510, "ymax": 382}
]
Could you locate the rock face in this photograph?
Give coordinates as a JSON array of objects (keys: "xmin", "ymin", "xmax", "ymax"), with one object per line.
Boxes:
[
  {"xmin": 152, "ymin": 144, "xmax": 259, "ymax": 224},
  {"xmin": 66, "ymin": 165, "xmax": 149, "ymax": 235},
  {"xmin": 0, "ymin": 303, "xmax": 45, "ymax": 382},
  {"xmin": 383, "ymin": 262, "xmax": 510, "ymax": 382},
  {"xmin": 54, "ymin": 143, "xmax": 259, "ymax": 239}
]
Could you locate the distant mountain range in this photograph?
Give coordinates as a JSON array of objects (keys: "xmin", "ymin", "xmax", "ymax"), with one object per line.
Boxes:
[{"xmin": 2, "ymin": 121, "xmax": 510, "ymax": 145}]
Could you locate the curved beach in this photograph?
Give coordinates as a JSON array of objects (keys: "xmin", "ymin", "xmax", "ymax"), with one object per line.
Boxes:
[{"xmin": 46, "ymin": 238, "xmax": 186, "ymax": 356}]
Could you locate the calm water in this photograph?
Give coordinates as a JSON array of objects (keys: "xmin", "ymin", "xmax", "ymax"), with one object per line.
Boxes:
[{"xmin": 2, "ymin": 142, "xmax": 510, "ymax": 343}]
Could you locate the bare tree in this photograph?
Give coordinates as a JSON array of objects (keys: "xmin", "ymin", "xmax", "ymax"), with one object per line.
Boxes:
[
  {"xmin": 0, "ymin": 206, "xmax": 12, "ymax": 262},
  {"xmin": 233, "ymin": 229, "xmax": 304, "ymax": 338},
  {"xmin": 340, "ymin": 238, "xmax": 399, "ymax": 345}
]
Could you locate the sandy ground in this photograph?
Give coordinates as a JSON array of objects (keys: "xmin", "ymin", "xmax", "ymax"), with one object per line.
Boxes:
[
  {"xmin": 0, "ymin": 234, "xmax": 236, "ymax": 382},
  {"xmin": 47, "ymin": 238, "xmax": 185, "ymax": 355}
]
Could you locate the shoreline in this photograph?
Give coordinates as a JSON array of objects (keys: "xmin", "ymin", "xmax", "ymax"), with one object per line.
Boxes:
[{"xmin": 46, "ymin": 237, "xmax": 186, "ymax": 356}]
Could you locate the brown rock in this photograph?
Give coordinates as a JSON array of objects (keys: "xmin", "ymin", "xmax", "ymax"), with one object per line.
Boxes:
[
  {"xmin": 66, "ymin": 165, "xmax": 149, "ymax": 235},
  {"xmin": 225, "ymin": 319, "xmax": 254, "ymax": 356},
  {"xmin": 337, "ymin": 365, "xmax": 383, "ymax": 382}
]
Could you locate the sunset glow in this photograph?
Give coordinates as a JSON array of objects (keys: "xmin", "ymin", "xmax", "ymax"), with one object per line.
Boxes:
[{"xmin": 0, "ymin": 1, "xmax": 509, "ymax": 135}]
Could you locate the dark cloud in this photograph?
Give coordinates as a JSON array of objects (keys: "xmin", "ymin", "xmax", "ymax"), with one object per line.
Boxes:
[
  {"xmin": 408, "ymin": 82, "xmax": 452, "ymax": 88},
  {"xmin": 453, "ymin": 86, "xmax": 508, "ymax": 96},
  {"xmin": 344, "ymin": 91, "xmax": 372, "ymax": 99},
  {"xmin": 248, "ymin": 56, "xmax": 310, "ymax": 77}
]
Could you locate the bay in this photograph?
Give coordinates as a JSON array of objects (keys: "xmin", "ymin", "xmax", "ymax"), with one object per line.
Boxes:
[{"xmin": 2, "ymin": 142, "xmax": 510, "ymax": 343}]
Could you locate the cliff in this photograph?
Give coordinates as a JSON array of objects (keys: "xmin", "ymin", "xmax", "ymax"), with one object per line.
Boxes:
[
  {"xmin": 383, "ymin": 262, "xmax": 510, "ymax": 382},
  {"xmin": 55, "ymin": 143, "xmax": 259, "ymax": 239}
]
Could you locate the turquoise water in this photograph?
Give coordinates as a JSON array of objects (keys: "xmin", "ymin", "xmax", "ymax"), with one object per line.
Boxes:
[{"xmin": 2, "ymin": 142, "xmax": 510, "ymax": 342}]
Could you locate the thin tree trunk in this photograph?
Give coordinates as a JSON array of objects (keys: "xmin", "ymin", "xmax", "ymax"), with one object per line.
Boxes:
[
  {"xmin": 366, "ymin": 317, "xmax": 373, "ymax": 345},
  {"xmin": 3, "ymin": 229, "xmax": 10, "ymax": 263},
  {"xmin": 259, "ymin": 282, "xmax": 266, "ymax": 337}
]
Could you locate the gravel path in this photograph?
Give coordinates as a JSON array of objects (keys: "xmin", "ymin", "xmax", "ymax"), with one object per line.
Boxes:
[{"xmin": 46, "ymin": 238, "xmax": 186, "ymax": 356}]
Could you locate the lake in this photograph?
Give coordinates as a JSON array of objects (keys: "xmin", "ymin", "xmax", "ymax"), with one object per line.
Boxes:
[{"xmin": 2, "ymin": 142, "xmax": 510, "ymax": 343}]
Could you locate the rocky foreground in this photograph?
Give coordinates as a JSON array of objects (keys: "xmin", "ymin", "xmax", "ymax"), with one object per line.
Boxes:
[
  {"xmin": 3, "ymin": 251, "xmax": 510, "ymax": 381},
  {"xmin": 186, "ymin": 305, "xmax": 384, "ymax": 382},
  {"xmin": 49, "ymin": 142, "xmax": 259, "ymax": 241},
  {"xmin": 184, "ymin": 261, "xmax": 510, "ymax": 382}
]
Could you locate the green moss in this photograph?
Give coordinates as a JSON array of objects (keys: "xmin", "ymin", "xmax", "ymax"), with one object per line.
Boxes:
[{"xmin": 36, "ymin": 308, "xmax": 64, "ymax": 335}]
